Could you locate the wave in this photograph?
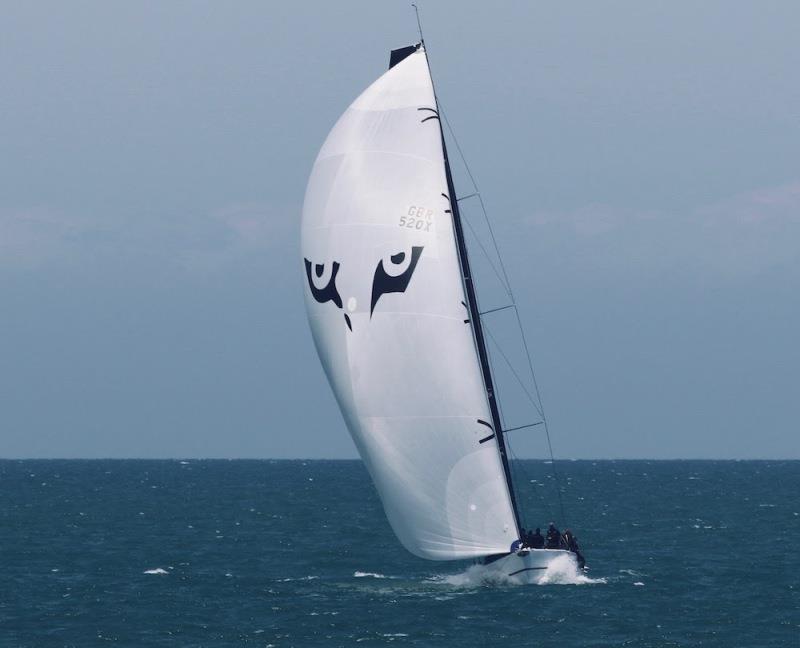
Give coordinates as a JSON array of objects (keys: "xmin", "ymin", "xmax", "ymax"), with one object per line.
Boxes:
[
  {"xmin": 353, "ymin": 571, "xmax": 397, "ymax": 579},
  {"xmin": 277, "ymin": 575, "xmax": 319, "ymax": 582},
  {"xmin": 143, "ymin": 568, "xmax": 168, "ymax": 575}
]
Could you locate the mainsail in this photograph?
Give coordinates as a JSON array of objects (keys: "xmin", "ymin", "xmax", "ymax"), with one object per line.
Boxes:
[{"xmin": 301, "ymin": 44, "xmax": 519, "ymax": 560}]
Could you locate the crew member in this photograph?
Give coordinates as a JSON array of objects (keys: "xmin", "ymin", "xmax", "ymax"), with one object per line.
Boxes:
[
  {"xmin": 545, "ymin": 522, "xmax": 561, "ymax": 549},
  {"xmin": 511, "ymin": 532, "xmax": 524, "ymax": 553},
  {"xmin": 562, "ymin": 528, "xmax": 586, "ymax": 569},
  {"xmin": 528, "ymin": 527, "xmax": 544, "ymax": 549}
]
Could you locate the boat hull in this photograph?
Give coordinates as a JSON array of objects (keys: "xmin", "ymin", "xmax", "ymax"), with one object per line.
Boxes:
[{"xmin": 480, "ymin": 549, "xmax": 578, "ymax": 584}]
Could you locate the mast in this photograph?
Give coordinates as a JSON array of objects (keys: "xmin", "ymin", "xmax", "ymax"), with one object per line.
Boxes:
[{"xmin": 421, "ymin": 46, "xmax": 523, "ymax": 535}]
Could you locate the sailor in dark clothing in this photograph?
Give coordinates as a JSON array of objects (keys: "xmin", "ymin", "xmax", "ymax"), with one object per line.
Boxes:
[
  {"xmin": 529, "ymin": 527, "xmax": 544, "ymax": 549},
  {"xmin": 562, "ymin": 529, "xmax": 586, "ymax": 569},
  {"xmin": 518, "ymin": 527, "xmax": 528, "ymax": 549},
  {"xmin": 545, "ymin": 523, "xmax": 561, "ymax": 549}
]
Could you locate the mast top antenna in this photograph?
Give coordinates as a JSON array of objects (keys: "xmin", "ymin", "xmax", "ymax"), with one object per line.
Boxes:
[{"xmin": 412, "ymin": 3, "xmax": 425, "ymax": 45}]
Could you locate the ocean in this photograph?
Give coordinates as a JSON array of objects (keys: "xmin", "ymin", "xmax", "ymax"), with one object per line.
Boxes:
[{"xmin": 1, "ymin": 460, "xmax": 797, "ymax": 646}]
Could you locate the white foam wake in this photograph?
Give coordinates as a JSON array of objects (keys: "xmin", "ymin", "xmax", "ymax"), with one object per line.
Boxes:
[
  {"xmin": 536, "ymin": 554, "xmax": 606, "ymax": 585},
  {"xmin": 429, "ymin": 564, "xmax": 517, "ymax": 587}
]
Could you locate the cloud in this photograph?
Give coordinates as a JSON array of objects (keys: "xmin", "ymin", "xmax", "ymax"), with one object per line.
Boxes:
[
  {"xmin": 524, "ymin": 203, "xmax": 659, "ymax": 235},
  {"xmin": 521, "ymin": 181, "xmax": 800, "ymax": 277},
  {"xmin": 0, "ymin": 207, "xmax": 88, "ymax": 270},
  {"xmin": 696, "ymin": 181, "xmax": 800, "ymax": 225},
  {"xmin": 174, "ymin": 202, "xmax": 290, "ymax": 273},
  {"xmin": 0, "ymin": 201, "xmax": 291, "ymax": 274}
]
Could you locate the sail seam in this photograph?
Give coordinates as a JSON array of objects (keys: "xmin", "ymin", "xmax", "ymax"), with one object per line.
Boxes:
[{"xmin": 315, "ymin": 150, "xmax": 440, "ymax": 165}]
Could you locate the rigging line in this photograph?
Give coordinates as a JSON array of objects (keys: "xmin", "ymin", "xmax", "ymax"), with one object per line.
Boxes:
[
  {"xmin": 515, "ymin": 437, "xmax": 555, "ymax": 527},
  {"xmin": 499, "ymin": 377, "xmax": 554, "ymax": 529},
  {"xmin": 481, "ymin": 308, "xmax": 524, "ymax": 524},
  {"xmin": 423, "ymin": 48, "xmax": 523, "ymax": 534},
  {"xmin": 439, "ymin": 108, "xmax": 515, "ymax": 301},
  {"xmin": 505, "ymin": 442, "xmax": 526, "ymax": 529},
  {"xmin": 501, "ymin": 403, "xmax": 554, "ymax": 529},
  {"xmin": 544, "ymin": 434, "xmax": 566, "ymax": 525},
  {"xmin": 441, "ymin": 102, "xmax": 565, "ymax": 513},
  {"xmin": 511, "ymin": 305, "xmax": 566, "ymax": 525},
  {"xmin": 450, "ymin": 138, "xmax": 563, "ymax": 514},
  {"xmin": 442, "ymin": 102, "xmax": 570, "ymax": 526},
  {"xmin": 460, "ymin": 210, "xmax": 512, "ymax": 299},
  {"xmin": 484, "ymin": 326, "xmax": 544, "ymax": 420},
  {"xmin": 503, "ymin": 422, "xmax": 544, "ymax": 434},
  {"xmin": 506, "ymin": 442, "xmax": 554, "ymax": 530},
  {"xmin": 433, "ymin": 52, "xmax": 569, "ymax": 527},
  {"xmin": 420, "ymin": 15, "xmax": 523, "ymax": 535},
  {"xmin": 480, "ymin": 304, "xmax": 515, "ymax": 316},
  {"xmin": 457, "ymin": 192, "xmax": 479, "ymax": 202},
  {"xmin": 503, "ymin": 427, "xmax": 529, "ymax": 532},
  {"xmin": 482, "ymin": 331, "xmax": 562, "ymax": 528}
]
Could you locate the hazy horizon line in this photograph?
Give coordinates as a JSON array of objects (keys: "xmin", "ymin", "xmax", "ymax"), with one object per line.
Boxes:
[{"xmin": 2, "ymin": 457, "xmax": 797, "ymax": 462}]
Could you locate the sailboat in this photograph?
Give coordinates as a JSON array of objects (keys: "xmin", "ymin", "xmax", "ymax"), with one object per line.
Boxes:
[{"xmin": 301, "ymin": 38, "xmax": 578, "ymax": 583}]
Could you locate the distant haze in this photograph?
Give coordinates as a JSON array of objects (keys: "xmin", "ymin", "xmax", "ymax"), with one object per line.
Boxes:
[{"xmin": 1, "ymin": 2, "xmax": 798, "ymax": 459}]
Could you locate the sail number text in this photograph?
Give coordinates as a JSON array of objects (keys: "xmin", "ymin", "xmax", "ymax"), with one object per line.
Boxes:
[{"xmin": 399, "ymin": 206, "xmax": 433, "ymax": 232}]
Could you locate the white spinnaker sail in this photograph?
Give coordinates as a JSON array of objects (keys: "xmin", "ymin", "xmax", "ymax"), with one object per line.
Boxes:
[{"xmin": 301, "ymin": 46, "xmax": 518, "ymax": 560}]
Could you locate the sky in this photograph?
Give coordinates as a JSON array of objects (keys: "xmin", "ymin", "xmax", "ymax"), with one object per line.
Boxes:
[{"xmin": 1, "ymin": 1, "xmax": 798, "ymax": 459}]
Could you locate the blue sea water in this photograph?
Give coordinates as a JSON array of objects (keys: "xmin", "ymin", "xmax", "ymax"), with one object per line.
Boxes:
[{"xmin": 1, "ymin": 460, "xmax": 797, "ymax": 646}]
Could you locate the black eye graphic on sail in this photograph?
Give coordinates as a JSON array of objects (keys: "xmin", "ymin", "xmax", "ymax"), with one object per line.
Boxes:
[
  {"xmin": 370, "ymin": 246, "xmax": 424, "ymax": 317},
  {"xmin": 304, "ymin": 258, "xmax": 343, "ymax": 309},
  {"xmin": 304, "ymin": 258, "xmax": 353, "ymax": 331}
]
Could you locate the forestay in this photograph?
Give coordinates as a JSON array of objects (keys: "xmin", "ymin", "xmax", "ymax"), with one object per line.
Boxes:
[{"xmin": 301, "ymin": 45, "xmax": 519, "ymax": 560}]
